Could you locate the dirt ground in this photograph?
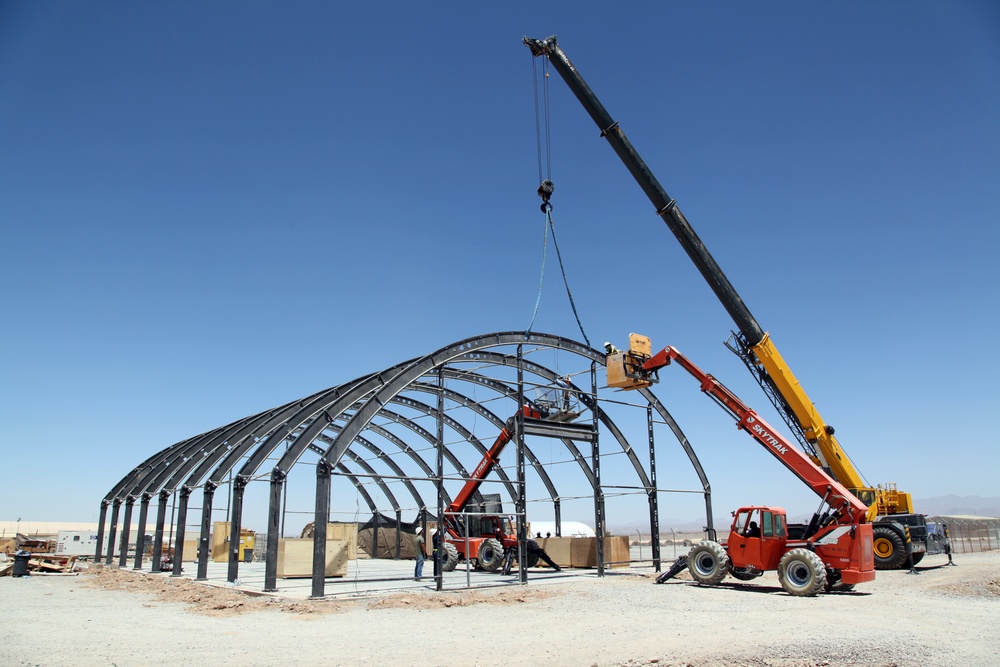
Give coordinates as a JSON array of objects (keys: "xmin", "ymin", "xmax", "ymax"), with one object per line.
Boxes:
[{"xmin": 2, "ymin": 551, "xmax": 997, "ymax": 666}]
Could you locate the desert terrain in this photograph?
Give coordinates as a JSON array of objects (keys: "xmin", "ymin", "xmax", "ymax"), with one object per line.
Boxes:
[{"xmin": 2, "ymin": 550, "xmax": 997, "ymax": 666}]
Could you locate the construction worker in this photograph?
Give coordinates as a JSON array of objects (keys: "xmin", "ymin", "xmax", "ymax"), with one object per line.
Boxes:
[
  {"xmin": 604, "ymin": 341, "xmax": 619, "ymax": 356},
  {"xmin": 413, "ymin": 526, "xmax": 425, "ymax": 580},
  {"xmin": 431, "ymin": 528, "xmax": 443, "ymax": 576}
]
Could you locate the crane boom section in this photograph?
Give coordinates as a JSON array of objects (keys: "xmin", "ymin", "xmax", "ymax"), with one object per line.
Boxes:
[
  {"xmin": 752, "ymin": 336, "xmax": 864, "ymax": 490},
  {"xmin": 523, "ymin": 35, "xmax": 764, "ymax": 347},
  {"xmin": 644, "ymin": 346, "xmax": 870, "ymax": 526}
]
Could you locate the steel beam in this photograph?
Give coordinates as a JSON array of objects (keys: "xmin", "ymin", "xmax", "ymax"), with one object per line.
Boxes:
[
  {"xmin": 592, "ymin": 363, "xmax": 605, "ymax": 577},
  {"xmin": 516, "ymin": 345, "xmax": 527, "ymax": 584},
  {"xmin": 227, "ymin": 476, "xmax": 249, "ymax": 583},
  {"xmin": 171, "ymin": 487, "xmax": 191, "ymax": 577},
  {"xmin": 118, "ymin": 497, "xmax": 134, "ymax": 568},
  {"xmin": 133, "ymin": 493, "xmax": 151, "ymax": 570},
  {"xmin": 197, "ymin": 483, "xmax": 216, "ymax": 581},
  {"xmin": 95, "ymin": 501, "xmax": 108, "ymax": 562},
  {"xmin": 151, "ymin": 491, "xmax": 168, "ymax": 572},
  {"xmin": 105, "ymin": 500, "xmax": 120, "ymax": 566},
  {"xmin": 647, "ymin": 405, "xmax": 661, "ymax": 571},
  {"xmin": 264, "ymin": 469, "xmax": 284, "ymax": 592},
  {"xmin": 310, "ymin": 460, "xmax": 332, "ymax": 599}
]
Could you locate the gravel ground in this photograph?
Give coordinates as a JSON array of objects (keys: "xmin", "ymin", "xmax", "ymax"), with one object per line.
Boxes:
[{"xmin": 2, "ymin": 550, "xmax": 997, "ymax": 666}]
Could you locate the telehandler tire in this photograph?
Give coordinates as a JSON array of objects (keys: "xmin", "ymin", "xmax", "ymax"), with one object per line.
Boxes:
[
  {"xmin": 872, "ymin": 525, "xmax": 908, "ymax": 570},
  {"xmin": 778, "ymin": 548, "xmax": 827, "ymax": 597},
  {"xmin": 442, "ymin": 542, "xmax": 459, "ymax": 572},
  {"xmin": 687, "ymin": 540, "xmax": 729, "ymax": 586},
  {"xmin": 477, "ymin": 538, "xmax": 504, "ymax": 571}
]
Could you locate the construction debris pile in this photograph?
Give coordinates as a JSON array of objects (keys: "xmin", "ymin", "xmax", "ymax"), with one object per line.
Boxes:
[
  {"xmin": 0, "ymin": 533, "xmax": 81, "ymax": 576},
  {"xmin": 1, "ymin": 533, "xmax": 52, "ymax": 555},
  {"xmin": 1, "ymin": 552, "xmax": 79, "ymax": 577}
]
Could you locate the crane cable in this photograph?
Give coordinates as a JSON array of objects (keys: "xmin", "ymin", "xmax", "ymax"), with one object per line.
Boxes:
[{"xmin": 524, "ymin": 56, "xmax": 592, "ymax": 348}]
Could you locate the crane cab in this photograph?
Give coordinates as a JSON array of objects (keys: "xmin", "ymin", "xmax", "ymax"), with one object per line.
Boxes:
[{"xmin": 727, "ymin": 506, "xmax": 789, "ymax": 572}]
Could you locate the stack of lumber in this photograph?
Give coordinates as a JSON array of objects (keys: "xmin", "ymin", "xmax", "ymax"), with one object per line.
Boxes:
[
  {"xmin": 0, "ymin": 553, "xmax": 78, "ymax": 576},
  {"xmin": 1, "ymin": 533, "xmax": 53, "ymax": 555}
]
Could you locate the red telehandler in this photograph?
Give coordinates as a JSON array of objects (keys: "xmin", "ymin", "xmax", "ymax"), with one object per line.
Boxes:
[
  {"xmin": 639, "ymin": 344, "xmax": 875, "ymax": 596},
  {"xmin": 439, "ymin": 402, "xmax": 571, "ymax": 571}
]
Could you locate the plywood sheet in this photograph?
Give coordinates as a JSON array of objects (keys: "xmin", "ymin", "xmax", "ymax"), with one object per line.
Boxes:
[
  {"xmin": 212, "ymin": 522, "xmax": 229, "ymax": 562},
  {"xmin": 536, "ymin": 537, "xmax": 572, "ymax": 567},
  {"xmin": 569, "ymin": 536, "xmax": 629, "ymax": 568},
  {"xmin": 182, "ymin": 538, "xmax": 199, "ymax": 562},
  {"xmin": 276, "ymin": 538, "xmax": 349, "ymax": 579}
]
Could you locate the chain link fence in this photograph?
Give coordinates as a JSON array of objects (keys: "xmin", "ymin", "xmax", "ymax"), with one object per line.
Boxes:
[
  {"xmin": 626, "ymin": 517, "xmax": 1000, "ymax": 561},
  {"xmin": 930, "ymin": 516, "xmax": 1000, "ymax": 554}
]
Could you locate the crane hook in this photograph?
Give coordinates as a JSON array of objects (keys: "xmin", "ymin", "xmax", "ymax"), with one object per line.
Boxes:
[{"xmin": 537, "ymin": 179, "xmax": 554, "ymax": 212}]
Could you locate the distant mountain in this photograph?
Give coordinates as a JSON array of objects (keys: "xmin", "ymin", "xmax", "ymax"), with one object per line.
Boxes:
[{"xmin": 915, "ymin": 495, "xmax": 1000, "ymax": 518}]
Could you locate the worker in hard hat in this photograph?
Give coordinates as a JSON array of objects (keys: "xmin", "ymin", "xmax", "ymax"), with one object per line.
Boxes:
[
  {"xmin": 413, "ymin": 526, "xmax": 425, "ymax": 580},
  {"xmin": 604, "ymin": 342, "xmax": 619, "ymax": 355},
  {"xmin": 431, "ymin": 528, "xmax": 443, "ymax": 576}
]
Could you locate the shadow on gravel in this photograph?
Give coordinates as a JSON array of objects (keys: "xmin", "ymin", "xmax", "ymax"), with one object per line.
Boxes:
[
  {"xmin": 657, "ymin": 580, "xmax": 872, "ymax": 597},
  {"xmin": 910, "ymin": 561, "xmax": 959, "ymax": 573}
]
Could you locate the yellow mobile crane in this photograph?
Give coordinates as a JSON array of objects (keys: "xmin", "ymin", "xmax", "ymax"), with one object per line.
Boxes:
[{"xmin": 525, "ymin": 35, "xmax": 951, "ymax": 569}]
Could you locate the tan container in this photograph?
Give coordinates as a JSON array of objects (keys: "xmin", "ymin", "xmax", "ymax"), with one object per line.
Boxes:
[
  {"xmin": 326, "ymin": 523, "xmax": 358, "ymax": 560},
  {"xmin": 570, "ymin": 537, "xmax": 597, "ymax": 568},
  {"xmin": 569, "ymin": 536, "xmax": 630, "ymax": 569},
  {"xmin": 535, "ymin": 537, "xmax": 572, "ymax": 567},
  {"xmin": 605, "ymin": 535, "xmax": 630, "ymax": 568},
  {"xmin": 276, "ymin": 538, "xmax": 349, "ymax": 578}
]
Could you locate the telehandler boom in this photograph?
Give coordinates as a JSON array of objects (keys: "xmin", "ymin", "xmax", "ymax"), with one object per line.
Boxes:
[{"xmin": 646, "ymin": 345, "xmax": 874, "ymax": 595}]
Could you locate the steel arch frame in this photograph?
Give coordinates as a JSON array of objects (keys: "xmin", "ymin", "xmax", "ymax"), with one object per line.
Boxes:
[{"xmin": 97, "ymin": 331, "xmax": 714, "ymax": 596}]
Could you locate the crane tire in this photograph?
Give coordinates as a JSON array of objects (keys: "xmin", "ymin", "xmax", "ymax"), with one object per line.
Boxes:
[
  {"xmin": 477, "ymin": 538, "xmax": 504, "ymax": 571},
  {"xmin": 872, "ymin": 526, "xmax": 908, "ymax": 570},
  {"xmin": 778, "ymin": 548, "xmax": 827, "ymax": 597},
  {"xmin": 442, "ymin": 542, "xmax": 460, "ymax": 572},
  {"xmin": 687, "ymin": 540, "xmax": 730, "ymax": 586}
]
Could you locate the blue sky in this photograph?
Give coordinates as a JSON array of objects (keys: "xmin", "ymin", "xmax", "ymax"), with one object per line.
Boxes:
[{"xmin": 2, "ymin": 2, "xmax": 998, "ymax": 531}]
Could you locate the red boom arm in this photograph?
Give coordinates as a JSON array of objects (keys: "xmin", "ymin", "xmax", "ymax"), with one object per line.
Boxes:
[
  {"xmin": 643, "ymin": 346, "xmax": 869, "ymax": 526},
  {"xmin": 446, "ymin": 405, "xmax": 541, "ymax": 515}
]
